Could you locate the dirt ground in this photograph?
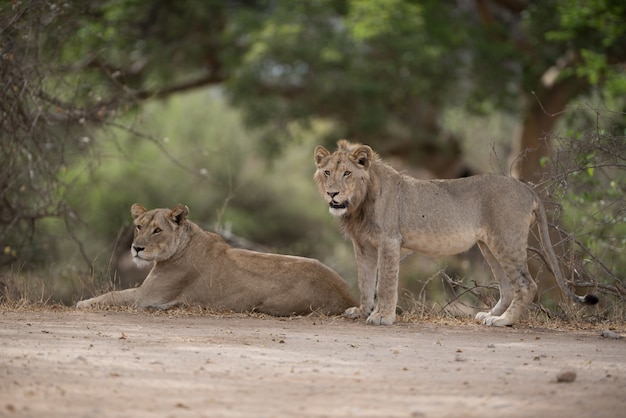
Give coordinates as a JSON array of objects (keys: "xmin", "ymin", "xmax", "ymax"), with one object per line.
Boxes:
[{"xmin": 1, "ymin": 307, "xmax": 624, "ymax": 418}]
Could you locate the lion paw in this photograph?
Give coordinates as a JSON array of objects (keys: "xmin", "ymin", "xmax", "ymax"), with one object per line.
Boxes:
[
  {"xmin": 344, "ymin": 306, "xmax": 364, "ymax": 319},
  {"xmin": 366, "ymin": 310, "xmax": 396, "ymax": 326},
  {"xmin": 477, "ymin": 310, "xmax": 515, "ymax": 326},
  {"xmin": 482, "ymin": 315, "xmax": 513, "ymax": 327},
  {"xmin": 475, "ymin": 311, "xmax": 491, "ymax": 322},
  {"xmin": 345, "ymin": 305, "xmax": 375, "ymax": 319}
]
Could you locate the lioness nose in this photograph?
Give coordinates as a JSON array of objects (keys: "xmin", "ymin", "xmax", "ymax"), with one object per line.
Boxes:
[
  {"xmin": 133, "ymin": 245, "xmax": 144, "ymax": 253},
  {"xmin": 327, "ymin": 191, "xmax": 339, "ymax": 198}
]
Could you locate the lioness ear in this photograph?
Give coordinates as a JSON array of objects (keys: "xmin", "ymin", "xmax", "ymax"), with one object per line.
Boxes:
[
  {"xmin": 170, "ymin": 204, "xmax": 189, "ymax": 225},
  {"xmin": 131, "ymin": 203, "xmax": 147, "ymax": 219},
  {"xmin": 351, "ymin": 145, "xmax": 373, "ymax": 170},
  {"xmin": 314, "ymin": 145, "xmax": 330, "ymax": 167}
]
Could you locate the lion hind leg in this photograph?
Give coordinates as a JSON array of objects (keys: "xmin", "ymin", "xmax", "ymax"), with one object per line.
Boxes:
[
  {"xmin": 475, "ymin": 242, "xmax": 514, "ymax": 322},
  {"xmin": 483, "ymin": 265, "xmax": 537, "ymax": 327}
]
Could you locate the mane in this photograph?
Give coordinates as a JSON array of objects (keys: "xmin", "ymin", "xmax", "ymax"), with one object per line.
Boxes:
[
  {"xmin": 336, "ymin": 139, "xmax": 382, "ymax": 163},
  {"xmin": 317, "ymin": 139, "xmax": 399, "ymax": 238},
  {"xmin": 339, "ymin": 190, "xmax": 378, "ymax": 238}
]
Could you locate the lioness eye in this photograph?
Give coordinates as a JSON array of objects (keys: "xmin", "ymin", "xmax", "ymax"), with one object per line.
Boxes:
[
  {"xmin": 136, "ymin": 225, "xmax": 142, "ymax": 231},
  {"xmin": 344, "ymin": 171, "xmax": 352, "ymax": 177},
  {"xmin": 153, "ymin": 227, "xmax": 162, "ymax": 234},
  {"xmin": 324, "ymin": 170, "xmax": 330, "ymax": 177}
]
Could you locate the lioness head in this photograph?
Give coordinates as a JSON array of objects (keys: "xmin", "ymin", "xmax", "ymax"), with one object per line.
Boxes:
[
  {"xmin": 313, "ymin": 139, "xmax": 375, "ymax": 217},
  {"xmin": 130, "ymin": 203, "xmax": 190, "ymax": 267}
]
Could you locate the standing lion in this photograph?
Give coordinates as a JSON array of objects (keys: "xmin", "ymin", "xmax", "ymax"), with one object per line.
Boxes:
[
  {"xmin": 313, "ymin": 140, "xmax": 597, "ymax": 326},
  {"xmin": 77, "ymin": 203, "xmax": 356, "ymax": 316}
]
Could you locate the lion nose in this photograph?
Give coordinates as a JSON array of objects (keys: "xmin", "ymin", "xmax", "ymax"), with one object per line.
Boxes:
[
  {"xmin": 133, "ymin": 245, "xmax": 144, "ymax": 254},
  {"xmin": 327, "ymin": 191, "xmax": 339, "ymax": 199}
]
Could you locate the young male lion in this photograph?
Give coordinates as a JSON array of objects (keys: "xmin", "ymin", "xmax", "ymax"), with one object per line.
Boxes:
[
  {"xmin": 314, "ymin": 140, "xmax": 597, "ymax": 326},
  {"xmin": 76, "ymin": 204, "xmax": 356, "ymax": 315}
]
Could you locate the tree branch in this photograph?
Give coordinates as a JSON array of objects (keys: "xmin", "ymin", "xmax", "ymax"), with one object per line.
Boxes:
[{"xmin": 134, "ymin": 74, "xmax": 226, "ymax": 100}]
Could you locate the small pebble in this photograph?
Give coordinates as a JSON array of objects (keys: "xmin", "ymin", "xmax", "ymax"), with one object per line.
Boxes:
[
  {"xmin": 556, "ymin": 369, "xmax": 577, "ymax": 383},
  {"xmin": 601, "ymin": 330, "xmax": 622, "ymax": 340}
]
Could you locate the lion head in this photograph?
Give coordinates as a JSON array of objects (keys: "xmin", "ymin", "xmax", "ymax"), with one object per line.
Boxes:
[
  {"xmin": 130, "ymin": 203, "xmax": 190, "ymax": 267},
  {"xmin": 313, "ymin": 139, "xmax": 376, "ymax": 217}
]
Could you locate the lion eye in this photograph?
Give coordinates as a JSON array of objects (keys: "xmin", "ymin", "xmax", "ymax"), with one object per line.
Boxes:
[
  {"xmin": 136, "ymin": 225, "xmax": 142, "ymax": 231},
  {"xmin": 344, "ymin": 171, "xmax": 352, "ymax": 177},
  {"xmin": 152, "ymin": 227, "xmax": 162, "ymax": 234},
  {"xmin": 324, "ymin": 170, "xmax": 330, "ymax": 177}
]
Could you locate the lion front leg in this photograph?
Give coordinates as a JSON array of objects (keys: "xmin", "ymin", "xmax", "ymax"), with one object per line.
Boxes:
[
  {"xmin": 76, "ymin": 288, "xmax": 142, "ymax": 308},
  {"xmin": 345, "ymin": 241, "xmax": 378, "ymax": 319},
  {"xmin": 366, "ymin": 239, "xmax": 400, "ymax": 326}
]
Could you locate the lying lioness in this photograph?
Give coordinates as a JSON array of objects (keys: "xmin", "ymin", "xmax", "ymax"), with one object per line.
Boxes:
[{"xmin": 76, "ymin": 204, "xmax": 356, "ymax": 316}]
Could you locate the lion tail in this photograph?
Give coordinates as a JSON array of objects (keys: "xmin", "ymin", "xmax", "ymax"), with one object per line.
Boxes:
[{"xmin": 534, "ymin": 196, "xmax": 599, "ymax": 306}]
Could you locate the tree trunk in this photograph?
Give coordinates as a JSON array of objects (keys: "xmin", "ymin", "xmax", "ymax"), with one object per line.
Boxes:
[
  {"xmin": 510, "ymin": 74, "xmax": 587, "ymax": 183},
  {"xmin": 510, "ymin": 72, "xmax": 589, "ymax": 304}
]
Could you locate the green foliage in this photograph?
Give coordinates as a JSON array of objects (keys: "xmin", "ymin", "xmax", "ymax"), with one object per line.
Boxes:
[
  {"xmin": 226, "ymin": 0, "xmax": 465, "ymax": 147},
  {"xmin": 543, "ymin": 0, "xmax": 626, "ymax": 97},
  {"xmin": 548, "ymin": 119, "xmax": 626, "ymax": 289},
  {"xmin": 6, "ymin": 0, "xmax": 625, "ymax": 154},
  {"xmin": 547, "ymin": 0, "xmax": 626, "ymax": 48}
]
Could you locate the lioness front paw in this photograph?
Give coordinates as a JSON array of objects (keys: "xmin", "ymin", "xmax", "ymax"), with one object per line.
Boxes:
[
  {"xmin": 344, "ymin": 306, "xmax": 366, "ymax": 319},
  {"xmin": 76, "ymin": 300, "xmax": 90, "ymax": 309},
  {"xmin": 366, "ymin": 309, "xmax": 396, "ymax": 326}
]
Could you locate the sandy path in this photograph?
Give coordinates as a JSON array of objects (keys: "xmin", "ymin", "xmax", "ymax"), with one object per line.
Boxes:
[{"xmin": 1, "ymin": 309, "xmax": 624, "ymax": 417}]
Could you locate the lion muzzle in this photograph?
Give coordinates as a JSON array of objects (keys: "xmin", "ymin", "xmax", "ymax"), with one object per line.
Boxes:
[
  {"xmin": 329, "ymin": 201, "xmax": 348, "ymax": 210},
  {"xmin": 328, "ymin": 200, "xmax": 348, "ymax": 217},
  {"xmin": 132, "ymin": 245, "xmax": 144, "ymax": 256},
  {"xmin": 131, "ymin": 245, "xmax": 153, "ymax": 268}
]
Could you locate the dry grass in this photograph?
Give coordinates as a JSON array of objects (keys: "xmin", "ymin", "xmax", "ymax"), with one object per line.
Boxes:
[
  {"xmin": 2, "ymin": 267, "xmax": 623, "ymax": 333},
  {"xmin": 2, "ymin": 299, "xmax": 624, "ymax": 334}
]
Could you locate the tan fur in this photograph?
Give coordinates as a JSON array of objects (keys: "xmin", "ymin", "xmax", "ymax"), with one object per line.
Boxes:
[
  {"xmin": 314, "ymin": 140, "xmax": 597, "ymax": 326},
  {"xmin": 77, "ymin": 204, "xmax": 356, "ymax": 316}
]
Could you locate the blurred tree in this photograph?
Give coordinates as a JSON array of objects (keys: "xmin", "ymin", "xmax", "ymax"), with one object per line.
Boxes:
[
  {"xmin": 1, "ymin": 0, "xmax": 625, "ymax": 268},
  {"xmin": 225, "ymin": 0, "xmax": 472, "ymax": 176},
  {"xmin": 471, "ymin": 0, "xmax": 626, "ymax": 182},
  {"xmin": 228, "ymin": 0, "xmax": 626, "ymax": 182}
]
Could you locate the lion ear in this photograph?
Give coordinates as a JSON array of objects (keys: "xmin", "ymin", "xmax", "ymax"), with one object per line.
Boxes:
[
  {"xmin": 131, "ymin": 203, "xmax": 147, "ymax": 219},
  {"xmin": 351, "ymin": 145, "xmax": 373, "ymax": 170},
  {"xmin": 170, "ymin": 204, "xmax": 189, "ymax": 225},
  {"xmin": 314, "ymin": 145, "xmax": 331, "ymax": 167}
]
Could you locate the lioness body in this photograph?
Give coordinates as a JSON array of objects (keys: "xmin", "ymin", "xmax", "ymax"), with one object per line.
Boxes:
[
  {"xmin": 77, "ymin": 204, "xmax": 356, "ymax": 316},
  {"xmin": 314, "ymin": 140, "xmax": 597, "ymax": 326}
]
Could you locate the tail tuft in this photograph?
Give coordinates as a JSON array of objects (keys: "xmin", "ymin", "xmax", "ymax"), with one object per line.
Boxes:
[{"xmin": 582, "ymin": 294, "xmax": 599, "ymax": 305}]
